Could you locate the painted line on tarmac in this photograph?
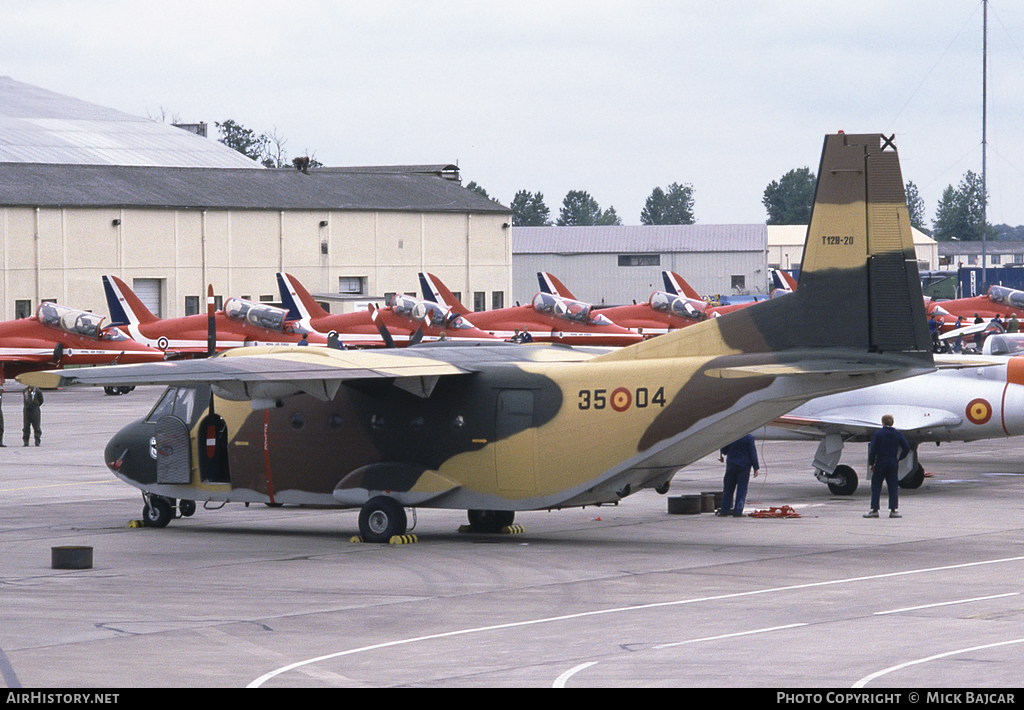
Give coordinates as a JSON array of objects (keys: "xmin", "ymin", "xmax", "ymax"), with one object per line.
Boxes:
[
  {"xmin": 248, "ymin": 554, "xmax": 1024, "ymax": 688},
  {"xmin": 654, "ymin": 623, "xmax": 809, "ymax": 649},
  {"xmin": 551, "ymin": 623, "xmax": 807, "ymax": 687},
  {"xmin": 553, "ymin": 662, "xmax": 598, "ymax": 688},
  {"xmin": 853, "ymin": 638, "xmax": 1024, "ymax": 688},
  {"xmin": 874, "ymin": 592, "xmax": 1019, "ymax": 615}
]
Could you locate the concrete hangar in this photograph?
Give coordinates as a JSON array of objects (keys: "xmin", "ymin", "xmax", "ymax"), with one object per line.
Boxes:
[{"xmin": 0, "ymin": 77, "xmax": 511, "ymax": 321}]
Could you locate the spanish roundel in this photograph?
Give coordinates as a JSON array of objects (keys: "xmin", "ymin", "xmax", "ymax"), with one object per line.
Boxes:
[{"xmin": 965, "ymin": 398, "xmax": 992, "ymax": 425}]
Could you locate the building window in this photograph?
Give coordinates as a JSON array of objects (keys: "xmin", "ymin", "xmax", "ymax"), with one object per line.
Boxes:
[
  {"xmin": 492, "ymin": 291, "xmax": 504, "ymax": 310},
  {"xmin": 339, "ymin": 276, "xmax": 366, "ymax": 295},
  {"xmin": 15, "ymin": 300, "xmax": 31, "ymax": 319},
  {"xmin": 473, "ymin": 292, "xmax": 486, "ymax": 312},
  {"xmin": 731, "ymin": 275, "xmax": 746, "ymax": 291},
  {"xmin": 618, "ymin": 254, "xmax": 660, "ymax": 267},
  {"xmin": 184, "ymin": 296, "xmax": 200, "ymax": 316},
  {"xmin": 992, "ymin": 254, "xmax": 1001, "ymax": 265}
]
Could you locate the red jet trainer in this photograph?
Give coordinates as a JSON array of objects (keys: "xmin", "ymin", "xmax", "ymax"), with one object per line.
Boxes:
[
  {"xmin": 419, "ymin": 273, "xmax": 643, "ymax": 346},
  {"xmin": 0, "ymin": 301, "xmax": 165, "ymax": 381},
  {"xmin": 277, "ymin": 273, "xmax": 500, "ymax": 347},
  {"xmin": 538, "ymin": 272, "xmax": 706, "ymax": 337},
  {"xmin": 930, "ymin": 284, "xmax": 1024, "ymax": 323},
  {"xmin": 103, "ymin": 275, "xmax": 328, "ymax": 356}
]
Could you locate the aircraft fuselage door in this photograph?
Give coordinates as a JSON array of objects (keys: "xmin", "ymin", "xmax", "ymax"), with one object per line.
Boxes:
[
  {"xmin": 494, "ymin": 389, "xmax": 536, "ymax": 493},
  {"xmin": 198, "ymin": 412, "xmax": 230, "ymax": 484}
]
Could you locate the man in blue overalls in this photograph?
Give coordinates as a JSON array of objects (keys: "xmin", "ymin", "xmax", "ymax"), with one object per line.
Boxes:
[{"xmin": 718, "ymin": 434, "xmax": 759, "ymax": 517}]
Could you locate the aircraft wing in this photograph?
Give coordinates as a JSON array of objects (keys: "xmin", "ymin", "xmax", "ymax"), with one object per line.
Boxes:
[
  {"xmin": 18, "ymin": 345, "xmax": 475, "ymax": 405},
  {"xmin": 773, "ymin": 404, "xmax": 962, "ymax": 438}
]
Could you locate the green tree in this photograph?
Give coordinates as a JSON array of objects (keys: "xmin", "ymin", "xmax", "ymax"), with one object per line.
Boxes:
[
  {"xmin": 216, "ymin": 119, "xmax": 268, "ymax": 163},
  {"xmin": 763, "ymin": 167, "xmax": 816, "ymax": 225},
  {"xmin": 510, "ymin": 190, "xmax": 552, "ymax": 226},
  {"xmin": 557, "ymin": 190, "xmax": 619, "ymax": 226},
  {"xmin": 596, "ymin": 205, "xmax": 622, "ymax": 226},
  {"xmin": 933, "ymin": 170, "xmax": 987, "ymax": 242},
  {"xmin": 641, "ymin": 182, "xmax": 695, "ymax": 225},
  {"xmin": 216, "ymin": 119, "xmax": 321, "ymax": 169},
  {"xmin": 466, "ymin": 181, "xmax": 490, "ymax": 198},
  {"xmin": 905, "ymin": 181, "xmax": 928, "ymax": 234},
  {"xmin": 932, "ymin": 171, "xmax": 988, "ymax": 241}
]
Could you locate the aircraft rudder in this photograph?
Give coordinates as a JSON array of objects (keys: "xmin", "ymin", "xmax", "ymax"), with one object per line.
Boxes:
[
  {"xmin": 419, "ymin": 273, "xmax": 469, "ymax": 314},
  {"xmin": 103, "ymin": 275, "xmax": 157, "ymax": 325},
  {"xmin": 277, "ymin": 273, "xmax": 329, "ymax": 320},
  {"xmin": 797, "ymin": 132, "xmax": 930, "ymax": 356}
]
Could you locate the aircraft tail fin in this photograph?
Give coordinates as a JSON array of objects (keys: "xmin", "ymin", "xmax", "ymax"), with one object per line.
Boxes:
[
  {"xmin": 103, "ymin": 275, "xmax": 159, "ymax": 326},
  {"xmin": 418, "ymin": 273, "xmax": 470, "ymax": 315},
  {"xmin": 769, "ymin": 268, "xmax": 798, "ymax": 292},
  {"xmin": 537, "ymin": 272, "xmax": 576, "ymax": 299},
  {"xmin": 599, "ymin": 133, "xmax": 931, "ymax": 365},
  {"xmin": 277, "ymin": 273, "xmax": 330, "ymax": 321},
  {"xmin": 661, "ymin": 271, "xmax": 702, "ymax": 300}
]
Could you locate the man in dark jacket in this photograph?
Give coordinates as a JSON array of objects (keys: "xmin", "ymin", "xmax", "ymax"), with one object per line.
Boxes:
[
  {"xmin": 865, "ymin": 414, "xmax": 910, "ymax": 518},
  {"xmin": 22, "ymin": 386, "xmax": 43, "ymax": 447},
  {"xmin": 718, "ymin": 433, "xmax": 759, "ymax": 517}
]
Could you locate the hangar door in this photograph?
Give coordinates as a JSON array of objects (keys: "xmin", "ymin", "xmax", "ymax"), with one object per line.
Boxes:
[{"xmin": 133, "ymin": 278, "xmax": 163, "ymax": 318}]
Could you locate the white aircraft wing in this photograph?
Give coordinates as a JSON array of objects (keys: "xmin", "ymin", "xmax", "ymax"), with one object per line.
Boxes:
[{"xmin": 773, "ymin": 404, "xmax": 963, "ymax": 438}]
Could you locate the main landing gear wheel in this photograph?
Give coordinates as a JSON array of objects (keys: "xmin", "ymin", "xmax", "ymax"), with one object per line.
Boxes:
[
  {"xmin": 358, "ymin": 496, "xmax": 408, "ymax": 543},
  {"xmin": 142, "ymin": 496, "xmax": 173, "ymax": 528},
  {"xmin": 827, "ymin": 464, "xmax": 858, "ymax": 496},
  {"xmin": 466, "ymin": 509, "xmax": 515, "ymax": 534}
]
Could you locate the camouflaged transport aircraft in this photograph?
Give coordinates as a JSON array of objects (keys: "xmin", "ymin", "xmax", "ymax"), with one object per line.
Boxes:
[{"xmin": 21, "ymin": 133, "xmax": 933, "ymax": 542}]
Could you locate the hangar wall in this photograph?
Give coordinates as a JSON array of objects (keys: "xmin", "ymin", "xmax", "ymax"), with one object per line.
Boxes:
[{"xmin": 0, "ymin": 205, "xmax": 510, "ymax": 320}]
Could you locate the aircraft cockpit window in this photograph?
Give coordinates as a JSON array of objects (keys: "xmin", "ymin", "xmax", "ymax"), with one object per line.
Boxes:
[
  {"xmin": 988, "ymin": 286, "xmax": 1024, "ymax": 309},
  {"xmin": 987, "ymin": 334, "xmax": 1024, "ymax": 356},
  {"xmin": 649, "ymin": 292, "xmax": 701, "ymax": 320},
  {"xmin": 101, "ymin": 327, "xmax": 130, "ymax": 342},
  {"xmin": 391, "ymin": 295, "xmax": 449, "ymax": 326},
  {"xmin": 532, "ymin": 293, "xmax": 593, "ymax": 323},
  {"xmin": 146, "ymin": 387, "xmax": 197, "ymax": 424},
  {"xmin": 223, "ymin": 298, "xmax": 288, "ymax": 332},
  {"xmin": 446, "ymin": 314, "xmax": 474, "ymax": 330},
  {"xmin": 37, "ymin": 302, "xmax": 105, "ymax": 339}
]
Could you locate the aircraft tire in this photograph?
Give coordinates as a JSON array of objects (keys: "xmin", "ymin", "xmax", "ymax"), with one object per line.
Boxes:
[
  {"xmin": 358, "ymin": 496, "xmax": 408, "ymax": 543},
  {"xmin": 467, "ymin": 509, "xmax": 515, "ymax": 533},
  {"xmin": 826, "ymin": 465, "xmax": 858, "ymax": 496},
  {"xmin": 900, "ymin": 462, "xmax": 925, "ymax": 489},
  {"xmin": 142, "ymin": 496, "xmax": 173, "ymax": 528}
]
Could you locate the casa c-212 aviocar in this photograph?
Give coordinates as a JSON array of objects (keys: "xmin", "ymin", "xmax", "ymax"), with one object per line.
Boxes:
[{"xmin": 21, "ymin": 132, "xmax": 934, "ymax": 542}]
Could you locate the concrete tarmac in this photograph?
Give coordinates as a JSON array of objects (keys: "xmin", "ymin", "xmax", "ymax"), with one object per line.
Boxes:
[{"xmin": 1, "ymin": 385, "xmax": 1023, "ymax": 689}]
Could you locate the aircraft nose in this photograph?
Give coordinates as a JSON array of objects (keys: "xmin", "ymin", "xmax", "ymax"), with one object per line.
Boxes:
[{"xmin": 105, "ymin": 421, "xmax": 157, "ymax": 485}]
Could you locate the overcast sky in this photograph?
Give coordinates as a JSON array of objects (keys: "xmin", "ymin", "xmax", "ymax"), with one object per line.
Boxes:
[{"xmin": 4, "ymin": 0, "xmax": 1023, "ymax": 227}]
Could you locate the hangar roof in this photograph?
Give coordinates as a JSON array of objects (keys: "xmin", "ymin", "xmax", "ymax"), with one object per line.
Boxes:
[
  {"xmin": 0, "ymin": 162, "xmax": 510, "ymax": 213},
  {"xmin": 512, "ymin": 224, "xmax": 767, "ymax": 254},
  {"xmin": 0, "ymin": 76, "xmax": 260, "ymax": 168}
]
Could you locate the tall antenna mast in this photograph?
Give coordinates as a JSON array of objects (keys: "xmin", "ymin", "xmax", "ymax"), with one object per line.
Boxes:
[{"xmin": 982, "ymin": 0, "xmax": 988, "ymax": 291}]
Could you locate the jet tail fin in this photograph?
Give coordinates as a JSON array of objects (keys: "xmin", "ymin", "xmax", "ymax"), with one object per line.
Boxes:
[
  {"xmin": 103, "ymin": 275, "xmax": 159, "ymax": 326},
  {"xmin": 277, "ymin": 273, "xmax": 330, "ymax": 321},
  {"xmin": 661, "ymin": 271, "xmax": 702, "ymax": 300},
  {"xmin": 537, "ymin": 272, "xmax": 576, "ymax": 299},
  {"xmin": 418, "ymin": 273, "xmax": 470, "ymax": 315},
  {"xmin": 599, "ymin": 133, "xmax": 931, "ymax": 365}
]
